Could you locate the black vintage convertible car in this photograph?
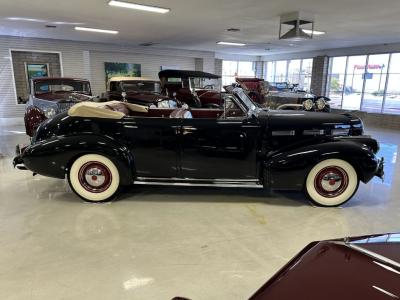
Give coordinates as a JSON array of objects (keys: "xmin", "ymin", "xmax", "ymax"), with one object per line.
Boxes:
[{"xmin": 13, "ymin": 88, "xmax": 384, "ymax": 206}]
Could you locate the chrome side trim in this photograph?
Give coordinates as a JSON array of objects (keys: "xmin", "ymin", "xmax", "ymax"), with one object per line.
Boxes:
[
  {"xmin": 136, "ymin": 177, "xmax": 259, "ymax": 183},
  {"xmin": 134, "ymin": 181, "xmax": 262, "ymax": 188},
  {"xmin": 271, "ymin": 130, "xmax": 295, "ymax": 136},
  {"xmin": 134, "ymin": 177, "xmax": 262, "ymax": 188}
]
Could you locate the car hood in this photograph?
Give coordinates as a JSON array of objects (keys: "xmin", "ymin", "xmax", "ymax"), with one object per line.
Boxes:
[
  {"xmin": 258, "ymin": 109, "xmax": 362, "ymax": 130},
  {"xmin": 250, "ymin": 233, "xmax": 400, "ymax": 300}
]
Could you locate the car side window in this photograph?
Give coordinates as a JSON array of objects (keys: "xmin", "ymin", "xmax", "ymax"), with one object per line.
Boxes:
[
  {"xmin": 110, "ymin": 82, "xmax": 121, "ymax": 92},
  {"xmin": 222, "ymin": 96, "xmax": 246, "ymax": 119}
]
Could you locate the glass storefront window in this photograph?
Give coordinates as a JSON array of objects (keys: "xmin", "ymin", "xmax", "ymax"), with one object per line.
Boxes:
[
  {"xmin": 238, "ymin": 61, "xmax": 255, "ymax": 77},
  {"xmin": 361, "ymin": 54, "xmax": 389, "ymax": 113},
  {"xmin": 264, "ymin": 58, "xmax": 313, "ymax": 91},
  {"xmin": 275, "ymin": 60, "xmax": 287, "ymax": 82},
  {"xmin": 327, "ymin": 56, "xmax": 347, "ymax": 108},
  {"xmin": 384, "ymin": 53, "xmax": 400, "ymax": 114},
  {"xmin": 265, "ymin": 61, "xmax": 275, "ymax": 82},
  {"xmin": 222, "ymin": 60, "xmax": 255, "ymax": 87},
  {"xmin": 327, "ymin": 52, "xmax": 400, "ymax": 114},
  {"xmin": 287, "ymin": 60, "xmax": 301, "ymax": 84},
  {"xmin": 342, "ymin": 55, "xmax": 367, "ymax": 110}
]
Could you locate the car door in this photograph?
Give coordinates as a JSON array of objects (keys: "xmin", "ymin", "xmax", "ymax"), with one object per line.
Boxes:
[
  {"xmin": 122, "ymin": 116, "xmax": 179, "ymax": 178},
  {"xmin": 179, "ymin": 97, "xmax": 260, "ymax": 179}
]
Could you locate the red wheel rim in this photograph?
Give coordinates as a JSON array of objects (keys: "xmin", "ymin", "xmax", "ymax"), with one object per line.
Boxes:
[
  {"xmin": 314, "ymin": 166, "xmax": 349, "ymax": 198},
  {"xmin": 78, "ymin": 161, "xmax": 112, "ymax": 193}
]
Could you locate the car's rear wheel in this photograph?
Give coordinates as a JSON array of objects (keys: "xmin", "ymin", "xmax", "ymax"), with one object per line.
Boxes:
[
  {"xmin": 305, "ymin": 159, "xmax": 359, "ymax": 207},
  {"xmin": 68, "ymin": 154, "xmax": 120, "ymax": 202}
]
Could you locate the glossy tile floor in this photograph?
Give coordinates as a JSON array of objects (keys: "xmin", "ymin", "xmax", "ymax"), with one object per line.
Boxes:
[{"xmin": 0, "ymin": 124, "xmax": 399, "ymax": 300}]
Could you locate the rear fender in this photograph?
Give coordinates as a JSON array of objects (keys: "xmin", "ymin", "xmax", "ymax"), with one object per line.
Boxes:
[
  {"xmin": 264, "ymin": 141, "xmax": 379, "ymax": 190},
  {"xmin": 22, "ymin": 135, "xmax": 135, "ymax": 185}
]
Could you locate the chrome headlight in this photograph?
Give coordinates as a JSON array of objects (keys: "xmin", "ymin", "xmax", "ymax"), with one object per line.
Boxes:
[
  {"xmin": 316, "ymin": 98, "xmax": 327, "ymax": 111},
  {"xmin": 303, "ymin": 99, "xmax": 314, "ymax": 111},
  {"xmin": 44, "ymin": 107, "xmax": 56, "ymax": 118}
]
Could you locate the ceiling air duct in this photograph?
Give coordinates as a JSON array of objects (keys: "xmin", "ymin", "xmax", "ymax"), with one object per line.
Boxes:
[{"xmin": 279, "ymin": 11, "xmax": 314, "ymax": 41}]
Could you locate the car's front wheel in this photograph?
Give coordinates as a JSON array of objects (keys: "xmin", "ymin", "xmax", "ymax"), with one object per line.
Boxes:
[
  {"xmin": 68, "ymin": 154, "xmax": 120, "ymax": 202},
  {"xmin": 305, "ymin": 159, "xmax": 359, "ymax": 207}
]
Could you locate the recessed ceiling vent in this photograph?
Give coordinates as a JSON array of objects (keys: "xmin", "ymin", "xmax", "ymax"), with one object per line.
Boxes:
[{"xmin": 279, "ymin": 11, "xmax": 314, "ymax": 41}]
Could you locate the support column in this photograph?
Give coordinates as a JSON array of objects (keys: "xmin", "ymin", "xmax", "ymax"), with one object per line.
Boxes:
[{"xmin": 310, "ymin": 55, "xmax": 329, "ymax": 96}]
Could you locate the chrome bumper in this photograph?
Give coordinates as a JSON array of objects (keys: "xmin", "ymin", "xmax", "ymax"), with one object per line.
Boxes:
[
  {"xmin": 376, "ymin": 157, "xmax": 384, "ymax": 180},
  {"xmin": 13, "ymin": 144, "xmax": 28, "ymax": 170}
]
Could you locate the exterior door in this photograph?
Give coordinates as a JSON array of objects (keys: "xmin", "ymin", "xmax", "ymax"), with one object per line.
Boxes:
[
  {"xmin": 123, "ymin": 117, "xmax": 179, "ymax": 178},
  {"xmin": 179, "ymin": 117, "xmax": 260, "ymax": 179}
]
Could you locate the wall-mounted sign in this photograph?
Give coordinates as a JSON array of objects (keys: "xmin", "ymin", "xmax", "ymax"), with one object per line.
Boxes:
[
  {"xmin": 104, "ymin": 62, "xmax": 141, "ymax": 83},
  {"xmin": 354, "ymin": 64, "xmax": 385, "ymax": 70}
]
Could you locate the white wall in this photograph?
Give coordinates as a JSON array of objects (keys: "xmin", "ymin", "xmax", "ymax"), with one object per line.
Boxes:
[{"xmin": 0, "ymin": 35, "xmax": 216, "ymax": 118}]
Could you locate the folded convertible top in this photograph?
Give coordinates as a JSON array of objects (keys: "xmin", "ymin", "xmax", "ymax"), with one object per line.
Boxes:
[{"xmin": 68, "ymin": 101, "xmax": 148, "ymax": 119}]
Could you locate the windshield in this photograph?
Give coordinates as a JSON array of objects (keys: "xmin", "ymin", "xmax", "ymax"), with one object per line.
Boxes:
[
  {"xmin": 231, "ymin": 87, "xmax": 261, "ymax": 113},
  {"xmin": 121, "ymin": 81, "xmax": 160, "ymax": 93},
  {"xmin": 189, "ymin": 77, "xmax": 221, "ymax": 91},
  {"xmin": 34, "ymin": 80, "xmax": 91, "ymax": 96}
]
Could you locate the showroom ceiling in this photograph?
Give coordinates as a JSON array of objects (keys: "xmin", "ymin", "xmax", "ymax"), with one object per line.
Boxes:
[{"xmin": 1, "ymin": 0, "xmax": 400, "ymax": 55}]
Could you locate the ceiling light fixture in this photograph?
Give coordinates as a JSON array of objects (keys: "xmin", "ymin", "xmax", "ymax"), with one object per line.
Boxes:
[
  {"xmin": 74, "ymin": 26, "xmax": 119, "ymax": 34},
  {"xmin": 217, "ymin": 41, "xmax": 246, "ymax": 46},
  {"xmin": 303, "ymin": 29, "xmax": 326, "ymax": 35},
  {"xmin": 7, "ymin": 17, "xmax": 83, "ymax": 25},
  {"xmin": 7, "ymin": 17, "xmax": 45, "ymax": 23},
  {"xmin": 108, "ymin": 0, "xmax": 170, "ymax": 14}
]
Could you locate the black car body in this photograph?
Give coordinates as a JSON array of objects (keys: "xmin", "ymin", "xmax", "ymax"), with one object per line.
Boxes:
[{"xmin": 14, "ymin": 88, "xmax": 383, "ymax": 206}]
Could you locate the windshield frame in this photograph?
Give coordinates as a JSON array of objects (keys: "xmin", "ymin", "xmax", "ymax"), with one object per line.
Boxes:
[
  {"xmin": 229, "ymin": 87, "xmax": 262, "ymax": 116},
  {"xmin": 34, "ymin": 80, "xmax": 91, "ymax": 96}
]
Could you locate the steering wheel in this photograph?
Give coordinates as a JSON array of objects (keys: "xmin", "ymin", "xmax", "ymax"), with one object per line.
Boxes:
[{"xmin": 203, "ymin": 84, "xmax": 214, "ymax": 90}]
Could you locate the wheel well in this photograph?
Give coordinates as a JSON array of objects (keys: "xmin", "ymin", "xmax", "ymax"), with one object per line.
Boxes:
[
  {"xmin": 306, "ymin": 156, "xmax": 363, "ymax": 185},
  {"xmin": 65, "ymin": 152, "xmax": 135, "ymax": 185}
]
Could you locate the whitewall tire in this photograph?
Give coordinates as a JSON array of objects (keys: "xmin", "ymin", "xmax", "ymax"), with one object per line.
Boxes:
[
  {"xmin": 305, "ymin": 159, "xmax": 359, "ymax": 207},
  {"xmin": 68, "ymin": 154, "xmax": 120, "ymax": 202}
]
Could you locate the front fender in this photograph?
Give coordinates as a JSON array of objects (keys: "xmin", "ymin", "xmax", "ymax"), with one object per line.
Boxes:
[
  {"xmin": 264, "ymin": 140, "xmax": 380, "ymax": 190},
  {"xmin": 21, "ymin": 134, "xmax": 135, "ymax": 185}
]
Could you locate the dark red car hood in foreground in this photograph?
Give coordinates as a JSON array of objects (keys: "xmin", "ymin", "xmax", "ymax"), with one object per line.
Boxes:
[{"xmin": 250, "ymin": 233, "xmax": 400, "ymax": 300}]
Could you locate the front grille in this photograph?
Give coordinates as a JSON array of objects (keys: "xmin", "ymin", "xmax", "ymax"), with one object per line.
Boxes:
[{"xmin": 56, "ymin": 102, "xmax": 78, "ymax": 113}]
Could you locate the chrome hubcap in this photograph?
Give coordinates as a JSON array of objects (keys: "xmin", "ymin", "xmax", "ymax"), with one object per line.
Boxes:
[
  {"xmin": 85, "ymin": 167, "xmax": 106, "ymax": 187},
  {"xmin": 314, "ymin": 166, "xmax": 349, "ymax": 198},
  {"xmin": 78, "ymin": 161, "xmax": 112, "ymax": 193},
  {"xmin": 320, "ymin": 172, "xmax": 343, "ymax": 192}
]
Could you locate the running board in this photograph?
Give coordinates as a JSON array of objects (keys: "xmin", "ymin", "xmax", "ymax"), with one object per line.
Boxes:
[{"xmin": 134, "ymin": 177, "xmax": 263, "ymax": 189}]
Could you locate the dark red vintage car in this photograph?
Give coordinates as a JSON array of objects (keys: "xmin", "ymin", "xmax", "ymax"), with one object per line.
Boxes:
[
  {"xmin": 173, "ymin": 233, "xmax": 400, "ymax": 300},
  {"xmin": 159, "ymin": 70, "xmax": 223, "ymax": 108},
  {"xmin": 24, "ymin": 77, "xmax": 93, "ymax": 136},
  {"xmin": 250, "ymin": 232, "xmax": 400, "ymax": 299}
]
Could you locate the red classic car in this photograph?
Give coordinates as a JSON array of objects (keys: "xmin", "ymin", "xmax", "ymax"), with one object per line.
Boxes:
[
  {"xmin": 173, "ymin": 232, "xmax": 400, "ymax": 300},
  {"xmin": 159, "ymin": 70, "xmax": 223, "ymax": 108},
  {"xmin": 24, "ymin": 77, "xmax": 94, "ymax": 136}
]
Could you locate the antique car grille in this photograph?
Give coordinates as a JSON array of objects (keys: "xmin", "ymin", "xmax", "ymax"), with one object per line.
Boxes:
[{"xmin": 56, "ymin": 102, "xmax": 78, "ymax": 113}]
